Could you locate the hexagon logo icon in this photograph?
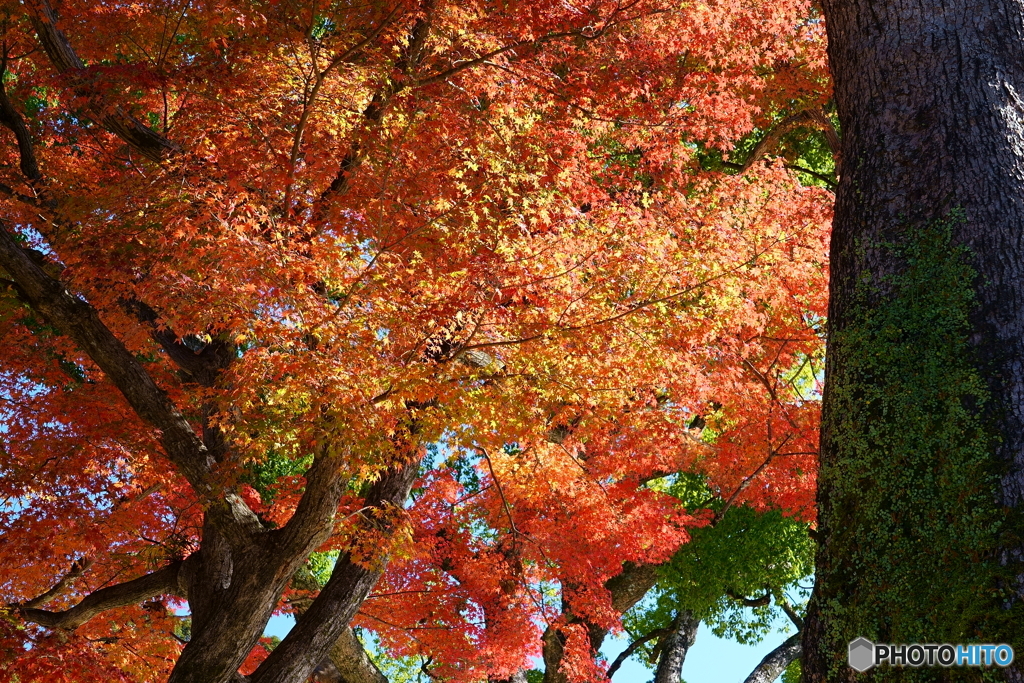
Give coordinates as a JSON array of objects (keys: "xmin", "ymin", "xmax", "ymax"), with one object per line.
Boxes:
[{"xmin": 849, "ymin": 637, "xmax": 876, "ymax": 672}]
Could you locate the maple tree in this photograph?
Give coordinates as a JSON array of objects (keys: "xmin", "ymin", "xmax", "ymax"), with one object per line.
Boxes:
[
  {"xmin": 614, "ymin": 497, "xmax": 813, "ymax": 683},
  {"xmin": 0, "ymin": 1, "xmax": 832, "ymax": 682}
]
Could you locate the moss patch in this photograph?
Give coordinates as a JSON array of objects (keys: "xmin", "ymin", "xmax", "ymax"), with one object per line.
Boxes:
[{"xmin": 819, "ymin": 213, "xmax": 1022, "ymax": 680}]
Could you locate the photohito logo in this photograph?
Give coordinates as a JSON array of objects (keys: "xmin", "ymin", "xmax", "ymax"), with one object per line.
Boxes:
[{"xmin": 849, "ymin": 638, "xmax": 1014, "ymax": 672}]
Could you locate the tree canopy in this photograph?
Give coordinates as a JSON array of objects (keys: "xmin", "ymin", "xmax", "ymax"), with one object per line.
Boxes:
[{"xmin": 0, "ymin": 1, "xmax": 832, "ymax": 682}]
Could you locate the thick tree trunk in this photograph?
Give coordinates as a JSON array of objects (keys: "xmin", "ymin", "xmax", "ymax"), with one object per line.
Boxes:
[
  {"xmin": 806, "ymin": 1, "xmax": 1024, "ymax": 681},
  {"xmin": 310, "ymin": 627, "xmax": 388, "ymax": 683},
  {"xmin": 653, "ymin": 611, "xmax": 699, "ymax": 683}
]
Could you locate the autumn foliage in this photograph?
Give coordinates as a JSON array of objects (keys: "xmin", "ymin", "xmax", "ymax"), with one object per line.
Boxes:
[{"xmin": 0, "ymin": 1, "xmax": 830, "ymax": 681}]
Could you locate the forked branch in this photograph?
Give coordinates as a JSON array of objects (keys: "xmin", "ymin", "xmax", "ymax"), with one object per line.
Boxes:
[
  {"xmin": 0, "ymin": 222, "xmax": 263, "ymax": 543},
  {"xmin": 26, "ymin": 0, "xmax": 180, "ymax": 161},
  {"xmin": 250, "ymin": 459, "xmax": 421, "ymax": 683},
  {"xmin": 19, "ymin": 557, "xmax": 93, "ymax": 610},
  {"xmin": 21, "ymin": 561, "xmax": 184, "ymax": 630}
]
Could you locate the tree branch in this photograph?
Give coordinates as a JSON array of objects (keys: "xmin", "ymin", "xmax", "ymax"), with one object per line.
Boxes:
[
  {"xmin": 605, "ymin": 627, "xmax": 672, "ymax": 678},
  {"xmin": 725, "ymin": 587, "xmax": 772, "ymax": 608},
  {"xmin": 775, "ymin": 594, "xmax": 804, "ymax": 631},
  {"xmin": 291, "ymin": 565, "xmax": 389, "ymax": 683},
  {"xmin": 26, "ymin": 0, "xmax": 180, "ymax": 161},
  {"xmin": 123, "ymin": 299, "xmax": 236, "ymax": 388},
  {"xmin": 605, "ymin": 562, "xmax": 660, "ymax": 614},
  {"xmin": 310, "ymin": 628, "xmax": 389, "ymax": 683},
  {"xmin": 476, "ymin": 446, "xmax": 521, "ymax": 536},
  {"xmin": 741, "ymin": 632, "xmax": 801, "ymax": 683},
  {"xmin": 542, "ymin": 561, "xmax": 661, "ymax": 683},
  {"xmin": 805, "ymin": 107, "xmax": 841, "ymax": 167},
  {"xmin": 785, "ymin": 163, "xmax": 837, "ymax": 190},
  {"xmin": 284, "ymin": 4, "xmax": 404, "ymax": 215},
  {"xmin": 250, "ymin": 459, "xmax": 420, "ymax": 683},
  {"xmin": 21, "ymin": 561, "xmax": 184, "ymax": 630},
  {"xmin": 410, "ymin": 5, "xmax": 636, "ymax": 90},
  {"xmin": 733, "ymin": 110, "xmax": 817, "ymax": 173},
  {"xmin": 315, "ymin": 3, "xmax": 434, "ymax": 216},
  {"xmin": 0, "ymin": 55, "xmax": 41, "ymax": 183},
  {"xmin": 653, "ymin": 610, "xmax": 700, "ymax": 683},
  {"xmin": 721, "ymin": 105, "xmax": 839, "ymax": 184},
  {"xmin": 271, "ymin": 449, "xmax": 351, "ymax": 564},
  {"xmin": 716, "ymin": 435, "xmax": 792, "ymax": 523},
  {"xmin": 19, "ymin": 557, "xmax": 93, "ymax": 609},
  {"xmin": 0, "ymin": 221, "xmax": 263, "ymax": 543}
]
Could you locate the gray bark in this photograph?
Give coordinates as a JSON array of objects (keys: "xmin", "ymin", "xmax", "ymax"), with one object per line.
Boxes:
[
  {"xmin": 310, "ymin": 628, "xmax": 388, "ymax": 683},
  {"xmin": 743, "ymin": 633, "xmax": 800, "ymax": 683},
  {"xmin": 653, "ymin": 610, "xmax": 699, "ymax": 683},
  {"xmin": 806, "ymin": 0, "xmax": 1024, "ymax": 680}
]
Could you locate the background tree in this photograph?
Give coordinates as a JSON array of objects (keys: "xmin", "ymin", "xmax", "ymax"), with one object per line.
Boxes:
[
  {"xmin": 0, "ymin": 1, "xmax": 831, "ymax": 682},
  {"xmin": 611, "ymin": 479, "xmax": 813, "ymax": 683},
  {"xmin": 804, "ymin": 1, "xmax": 1024, "ymax": 680}
]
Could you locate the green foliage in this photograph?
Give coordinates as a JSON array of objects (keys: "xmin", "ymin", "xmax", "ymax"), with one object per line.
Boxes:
[
  {"xmin": 357, "ymin": 630, "xmax": 429, "ymax": 683},
  {"xmin": 781, "ymin": 657, "xmax": 800, "ymax": 683},
  {"xmin": 666, "ymin": 506, "xmax": 811, "ymax": 641},
  {"xmin": 693, "ymin": 107, "xmax": 838, "ymax": 190},
  {"xmin": 818, "ymin": 213, "xmax": 1023, "ymax": 680},
  {"xmin": 625, "ymin": 480, "xmax": 813, "ymax": 663},
  {"xmin": 174, "ymin": 616, "xmax": 191, "ymax": 643},
  {"xmin": 783, "ymin": 348, "xmax": 825, "ymax": 402},
  {"xmin": 779, "ymin": 125, "xmax": 836, "ymax": 190},
  {"xmin": 446, "ymin": 451, "xmax": 482, "ymax": 494},
  {"xmin": 648, "ymin": 471, "xmax": 715, "ymax": 509},
  {"xmin": 310, "ymin": 16, "xmax": 338, "ymax": 42},
  {"xmin": 241, "ymin": 450, "xmax": 313, "ymax": 505},
  {"xmin": 306, "ymin": 551, "xmax": 340, "ymax": 586}
]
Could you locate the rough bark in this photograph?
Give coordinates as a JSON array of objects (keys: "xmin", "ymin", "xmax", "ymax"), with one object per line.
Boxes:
[
  {"xmin": 743, "ymin": 633, "xmax": 800, "ymax": 683},
  {"xmin": 21, "ymin": 561, "xmax": 184, "ymax": 629},
  {"xmin": 249, "ymin": 460, "xmax": 420, "ymax": 683},
  {"xmin": 652, "ymin": 610, "xmax": 699, "ymax": 683},
  {"xmin": 292, "ymin": 565, "xmax": 389, "ymax": 683},
  {"xmin": 806, "ymin": 1, "xmax": 1024, "ymax": 680},
  {"xmin": 310, "ymin": 628, "xmax": 388, "ymax": 683}
]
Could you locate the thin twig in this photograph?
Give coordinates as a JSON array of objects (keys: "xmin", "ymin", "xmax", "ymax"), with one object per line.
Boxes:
[{"xmin": 475, "ymin": 446, "xmax": 520, "ymax": 536}]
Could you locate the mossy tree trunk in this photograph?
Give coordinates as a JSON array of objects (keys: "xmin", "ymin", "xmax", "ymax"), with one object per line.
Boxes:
[{"xmin": 805, "ymin": 2, "xmax": 1024, "ymax": 681}]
